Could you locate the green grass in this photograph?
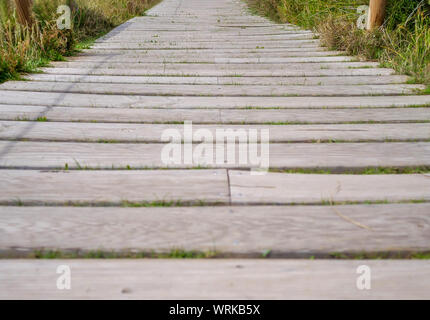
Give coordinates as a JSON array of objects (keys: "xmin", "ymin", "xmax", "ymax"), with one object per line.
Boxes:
[
  {"xmin": 271, "ymin": 166, "xmax": 430, "ymax": 175},
  {"xmin": 329, "ymin": 252, "xmax": 430, "ymax": 260},
  {"xmin": 120, "ymin": 200, "xmax": 187, "ymax": 208},
  {"xmin": 245, "ymin": 0, "xmax": 430, "ymax": 87},
  {"xmin": 1, "ymin": 198, "xmax": 428, "ymax": 208},
  {"xmin": 26, "ymin": 249, "xmax": 219, "ymax": 259},
  {"xmin": 0, "ymin": 0, "xmax": 161, "ymax": 83},
  {"xmin": 2, "ymin": 249, "xmax": 429, "ymax": 260}
]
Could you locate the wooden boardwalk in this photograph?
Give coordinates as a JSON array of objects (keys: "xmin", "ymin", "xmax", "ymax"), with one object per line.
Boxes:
[{"xmin": 0, "ymin": 0, "xmax": 430, "ymax": 299}]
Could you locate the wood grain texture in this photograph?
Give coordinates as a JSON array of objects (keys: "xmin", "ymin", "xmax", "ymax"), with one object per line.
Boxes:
[
  {"xmin": 40, "ymin": 66, "xmax": 396, "ymax": 77},
  {"xmin": 2, "ymin": 105, "xmax": 430, "ymax": 124},
  {"xmin": 2, "ymin": 91, "xmax": 430, "ymax": 109},
  {"xmin": 229, "ymin": 171, "xmax": 430, "ymax": 204},
  {"xmin": 1, "ymin": 141, "xmax": 429, "ymax": 170},
  {"xmin": 77, "ymin": 48, "xmax": 334, "ymax": 57},
  {"xmin": 89, "ymin": 40, "xmax": 320, "ymax": 49},
  {"xmin": 94, "ymin": 33, "xmax": 316, "ymax": 42},
  {"xmin": 0, "ymin": 204, "xmax": 429, "ymax": 255},
  {"xmin": 0, "ymin": 259, "xmax": 429, "ymax": 299},
  {"xmin": 0, "ymin": 169, "xmax": 229, "ymax": 205},
  {"xmin": 2, "ymin": 81, "xmax": 423, "ymax": 96},
  {"xmin": 48, "ymin": 60, "xmax": 380, "ymax": 70},
  {"xmin": 367, "ymin": 0, "xmax": 387, "ymax": 30},
  {"xmin": 49, "ymin": 56, "xmax": 354, "ymax": 64},
  {"xmin": 1, "ymin": 121, "xmax": 429, "ymax": 142},
  {"xmin": 25, "ymin": 74, "xmax": 409, "ymax": 86},
  {"xmin": 95, "ymin": 35, "xmax": 318, "ymax": 43}
]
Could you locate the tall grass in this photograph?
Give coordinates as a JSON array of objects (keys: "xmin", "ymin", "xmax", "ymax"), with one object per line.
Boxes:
[
  {"xmin": 247, "ymin": 0, "xmax": 430, "ymax": 86},
  {"xmin": 0, "ymin": 0, "xmax": 160, "ymax": 82}
]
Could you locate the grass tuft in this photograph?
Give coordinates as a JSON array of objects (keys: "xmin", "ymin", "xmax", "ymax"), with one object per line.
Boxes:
[
  {"xmin": 0, "ymin": 0, "xmax": 160, "ymax": 83},
  {"xmin": 28, "ymin": 249, "xmax": 219, "ymax": 259},
  {"xmin": 246, "ymin": 0, "xmax": 430, "ymax": 87}
]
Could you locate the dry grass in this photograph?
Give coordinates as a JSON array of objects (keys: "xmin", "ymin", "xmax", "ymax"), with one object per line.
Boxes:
[
  {"xmin": 246, "ymin": 0, "xmax": 430, "ymax": 86},
  {"xmin": 0, "ymin": 0, "xmax": 160, "ymax": 82}
]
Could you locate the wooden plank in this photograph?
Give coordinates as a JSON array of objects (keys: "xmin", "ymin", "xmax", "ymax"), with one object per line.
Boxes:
[
  {"xmin": 0, "ymin": 141, "xmax": 429, "ymax": 170},
  {"xmin": 1, "ymin": 121, "xmax": 429, "ymax": 143},
  {"xmin": 220, "ymin": 108, "xmax": 430, "ymax": 124},
  {"xmin": 25, "ymin": 74, "xmax": 410, "ymax": 86},
  {"xmin": 73, "ymin": 50, "xmax": 345, "ymax": 58},
  {"xmin": 98, "ymin": 26, "xmax": 309, "ymax": 32},
  {"xmin": 0, "ymin": 105, "xmax": 222, "ymax": 123},
  {"xmin": 0, "ymin": 81, "xmax": 424, "ymax": 96},
  {"xmin": 80, "ymin": 47, "xmax": 331, "ymax": 54},
  {"xmin": 0, "ymin": 169, "xmax": 229, "ymax": 205},
  {"xmin": 0, "ymin": 260, "xmax": 429, "ymax": 299},
  {"xmin": 48, "ymin": 61, "xmax": 380, "ymax": 70},
  {"xmin": 94, "ymin": 33, "xmax": 317, "ymax": 42},
  {"xmin": 91, "ymin": 38, "xmax": 318, "ymax": 46},
  {"xmin": 1, "ymin": 105, "xmax": 430, "ymax": 124},
  {"xmin": 96, "ymin": 33, "xmax": 315, "ymax": 42},
  {"xmin": 229, "ymin": 171, "xmax": 430, "ymax": 204},
  {"xmin": 89, "ymin": 40, "xmax": 319, "ymax": 49},
  {"xmin": 103, "ymin": 29, "xmax": 307, "ymax": 36},
  {"xmin": 115, "ymin": 22, "xmax": 284, "ymax": 27},
  {"xmin": 0, "ymin": 204, "xmax": 429, "ymax": 255},
  {"xmin": 1, "ymin": 91, "xmax": 430, "ymax": 109},
  {"xmin": 51, "ymin": 57, "xmax": 356, "ymax": 64},
  {"xmin": 41, "ymin": 66, "xmax": 395, "ymax": 77},
  {"xmin": 98, "ymin": 34, "xmax": 316, "ymax": 42}
]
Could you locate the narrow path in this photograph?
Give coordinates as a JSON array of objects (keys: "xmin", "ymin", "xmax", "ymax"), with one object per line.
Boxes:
[{"xmin": 0, "ymin": 0, "xmax": 429, "ymax": 298}]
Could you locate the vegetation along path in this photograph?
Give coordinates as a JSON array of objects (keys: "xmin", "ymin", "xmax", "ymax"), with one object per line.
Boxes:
[{"xmin": 0, "ymin": 0, "xmax": 430, "ymax": 299}]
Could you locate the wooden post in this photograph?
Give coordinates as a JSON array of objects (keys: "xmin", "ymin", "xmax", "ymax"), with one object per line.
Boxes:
[
  {"xmin": 67, "ymin": 0, "xmax": 77, "ymax": 12},
  {"xmin": 14, "ymin": 0, "xmax": 33, "ymax": 26},
  {"xmin": 367, "ymin": 0, "xmax": 387, "ymax": 30}
]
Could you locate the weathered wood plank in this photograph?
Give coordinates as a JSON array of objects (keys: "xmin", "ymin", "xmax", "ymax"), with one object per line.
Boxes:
[
  {"xmin": 51, "ymin": 56, "xmax": 353, "ymax": 64},
  {"xmin": 89, "ymin": 39, "xmax": 320, "ymax": 49},
  {"xmin": 48, "ymin": 61, "xmax": 380, "ymax": 70},
  {"xmin": 3, "ymin": 140, "xmax": 430, "ymax": 169},
  {"xmin": 0, "ymin": 81, "xmax": 423, "ymax": 96},
  {"xmin": 0, "ymin": 140, "xmax": 430, "ymax": 173},
  {"xmin": 72, "ymin": 50, "xmax": 345, "ymax": 59},
  {"xmin": 2, "ymin": 91, "xmax": 430, "ymax": 109},
  {"xmin": 80, "ymin": 47, "xmax": 333, "ymax": 55},
  {"xmin": 41, "ymin": 66, "xmax": 395, "ymax": 77},
  {"xmin": 66, "ymin": 56, "xmax": 352, "ymax": 64},
  {"xmin": 96, "ymin": 33, "xmax": 315, "ymax": 42},
  {"xmin": 1, "ymin": 169, "xmax": 429, "ymax": 206},
  {"xmin": 229, "ymin": 171, "xmax": 430, "ymax": 204},
  {"xmin": 95, "ymin": 34, "xmax": 317, "ymax": 43},
  {"xmin": 0, "ymin": 204, "xmax": 429, "ymax": 255},
  {"xmin": 0, "ymin": 260, "xmax": 429, "ymax": 299},
  {"xmin": 1, "ymin": 121, "xmax": 429, "ymax": 142},
  {"xmin": 0, "ymin": 169, "xmax": 229, "ymax": 205},
  {"xmin": 0, "ymin": 105, "xmax": 222, "ymax": 123},
  {"xmin": 25, "ymin": 74, "xmax": 410, "ymax": 86},
  {"xmin": 220, "ymin": 108, "xmax": 430, "ymax": 124},
  {"xmin": 1, "ymin": 105, "xmax": 430, "ymax": 124},
  {"xmin": 103, "ymin": 29, "xmax": 312, "ymax": 35},
  {"xmin": 77, "ymin": 47, "xmax": 336, "ymax": 54},
  {"xmin": 0, "ymin": 141, "xmax": 429, "ymax": 170}
]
